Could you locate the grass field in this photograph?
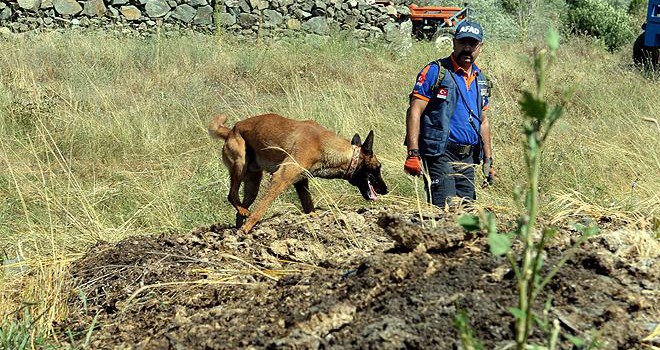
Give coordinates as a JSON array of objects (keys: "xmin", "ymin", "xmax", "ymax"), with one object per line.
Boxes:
[{"xmin": 0, "ymin": 30, "xmax": 659, "ymax": 345}]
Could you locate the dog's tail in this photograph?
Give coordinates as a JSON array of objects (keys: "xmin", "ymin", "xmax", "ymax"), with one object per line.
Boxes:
[{"xmin": 208, "ymin": 114, "xmax": 231, "ymax": 140}]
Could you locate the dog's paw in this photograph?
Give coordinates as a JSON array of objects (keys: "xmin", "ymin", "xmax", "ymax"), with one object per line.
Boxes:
[{"xmin": 237, "ymin": 207, "xmax": 251, "ymax": 217}]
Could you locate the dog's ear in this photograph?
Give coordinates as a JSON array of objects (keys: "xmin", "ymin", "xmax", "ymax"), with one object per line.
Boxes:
[
  {"xmin": 362, "ymin": 131, "xmax": 374, "ymax": 155},
  {"xmin": 351, "ymin": 134, "xmax": 362, "ymax": 146}
]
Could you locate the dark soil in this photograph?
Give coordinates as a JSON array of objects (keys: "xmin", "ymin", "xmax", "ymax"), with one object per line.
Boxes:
[{"xmin": 58, "ymin": 207, "xmax": 660, "ymax": 349}]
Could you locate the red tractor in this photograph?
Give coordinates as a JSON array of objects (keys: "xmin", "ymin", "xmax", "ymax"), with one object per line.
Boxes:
[{"xmin": 408, "ymin": 3, "xmax": 470, "ymax": 41}]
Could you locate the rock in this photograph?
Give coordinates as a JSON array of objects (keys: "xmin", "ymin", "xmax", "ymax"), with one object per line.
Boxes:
[
  {"xmin": 369, "ymin": 25, "xmax": 383, "ymax": 39},
  {"xmin": 83, "ymin": 0, "xmax": 106, "ymax": 17},
  {"xmin": 263, "ymin": 9, "xmax": 283, "ymax": 27},
  {"xmin": 190, "ymin": 0, "xmax": 208, "ymax": 6},
  {"xmin": 396, "ymin": 19, "xmax": 413, "ymax": 55},
  {"xmin": 396, "ymin": 5, "xmax": 410, "ymax": 16},
  {"xmin": 249, "ymin": 0, "xmax": 268, "ymax": 10},
  {"xmin": 237, "ymin": 12, "xmax": 257, "ymax": 28},
  {"xmin": 119, "ymin": 5, "xmax": 141, "ymax": 20},
  {"xmin": 171, "ymin": 4, "xmax": 195, "ymax": 23},
  {"xmin": 18, "ymin": 0, "xmax": 42, "ymax": 12},
  {"xmin": 303, "ymin": 16, "xmax": 327, "ymax": 35},
  {"xmin": 112, "ymin": 0, "xmax": 128, "ymax": 5},
  {"xmin": 295, "ymin": 9, "xmax": 312, "ymax": 19},
  {"xmin": 107, "ymin": 5, "xmax": 119, "ymax": 17},
  {"xmin": 0, "ymin": 7, "xmax": 11, "ymax": 21},
  {"xmin": 217, "ymin": 12, "xmax": 236, "ymax": 26},
  {"xmin": 344, "ymin": 14, "xmax": 358, "ymax": 28},
  {"xmin": 286, "ymin": 17, "xmax": 301, "ymax": 30},
  {"xmin": 193, "ymin": 5, "xmax": 213, "ymax": 25},
  {"xmin": 53, "ymin": 0, "xmax": 82, "ymax": 15},
  {"xmin": 383, "ymin": 22, "xmax": 399, "ymax": 42},
  {"xmin": 314, "ymin": 0, "xmax": 326, "ymax": 10},
  {"xmin": 40, "ymin": 0, "xmax": 53, "ymax": 9},
  {"xmin": 238, "ymin": 0, "xmax": 250, "ymax": 12},
  {"xmin": 145, "ymin": 0, "xmax": 170, "ymax": 18}
]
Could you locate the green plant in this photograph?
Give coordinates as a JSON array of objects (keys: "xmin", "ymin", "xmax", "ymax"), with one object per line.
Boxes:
[
  {"xmin": 565, "ymin": 0, "xmax": 635, "ymax": 51},
  {"xmin": 460, "ymin": 30, "xmax": 599, "ymax": 349},
  {"xmin": 0, "ymin": 305, "xmax": 57, "ymax": 350},
  {"xmin": 454, "ymin": 309, "xmax": 483, "ymax": 350},
  {"xmin": 627, "ymin": 0, "xmax": 646, "ymax": 16}
]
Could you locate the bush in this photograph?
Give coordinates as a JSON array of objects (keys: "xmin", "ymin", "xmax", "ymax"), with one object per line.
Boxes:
[
  {"xmin": 627, "ymin": 0, "xmax": 647, "ymax": 27},
  {"xmin": 566, "ymin": 0, "xmax": 635, "ymax": 51}
]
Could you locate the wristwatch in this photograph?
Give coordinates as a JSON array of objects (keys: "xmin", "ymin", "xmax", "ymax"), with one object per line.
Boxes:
[{"xmin": 407, "ymin": 149, "xmax": 420, "ymax": 157}]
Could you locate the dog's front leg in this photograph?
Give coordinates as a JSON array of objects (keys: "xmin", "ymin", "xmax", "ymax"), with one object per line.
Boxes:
[
  {"xmin": 294, "ymin": 178, "xmax": 314, "ymax": 214},
  {"xmin": 239, "ymin": 166, "xmax": 302, "ymax": 234}
]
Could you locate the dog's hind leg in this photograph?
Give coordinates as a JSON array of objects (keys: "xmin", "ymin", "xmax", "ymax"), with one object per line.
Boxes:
[
  {"xmin": 294, "ymin": 178, "xmax": 314, "ymax": 214},
  {"xmin": 239, "ymin": 165, "xmax": 302, "ymax": 234},
  {"xmin": 236, "ymin": 170, "xmax": 263, "ymax": 227},
  {"xmin": 222, "ymin": 136, "xmax": 251, "ymax": 222}
]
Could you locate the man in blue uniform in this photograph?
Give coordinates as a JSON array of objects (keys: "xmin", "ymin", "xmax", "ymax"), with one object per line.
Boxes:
[{"xmin": 404, "ymin": 21, "xmax": 496, "ymax": 207}]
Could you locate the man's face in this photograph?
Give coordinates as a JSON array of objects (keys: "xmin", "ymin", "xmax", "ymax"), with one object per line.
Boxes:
[{"xmin": 453, "ymin": 37, "xmax": 483, "ymax": 67}]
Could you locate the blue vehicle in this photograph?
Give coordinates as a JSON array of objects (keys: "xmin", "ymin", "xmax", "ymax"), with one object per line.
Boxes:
[{"xmin": 633, "ymin": 0, "xmax": 660, "ymax": 69}]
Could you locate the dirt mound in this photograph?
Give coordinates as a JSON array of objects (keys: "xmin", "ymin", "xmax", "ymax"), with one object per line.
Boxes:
[{"xmin": 59, "ymin": 207, "xmax": 660, "ymax": 349}]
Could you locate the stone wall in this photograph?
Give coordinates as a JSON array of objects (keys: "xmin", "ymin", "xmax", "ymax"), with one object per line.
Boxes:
[
  {"xmin": 0, "ymin": 0, "xmax": 214, "ymax": 34},
  {"xmin": 0, "ymin": 0, "xmax": 413, "ymax": 44},
  {"xmin": 217, "ymin": 0, "xmax": 412, "ymax": 42}
]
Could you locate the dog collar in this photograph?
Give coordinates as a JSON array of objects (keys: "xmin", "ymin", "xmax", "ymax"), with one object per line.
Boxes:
[{"xmin": 344, "ymin": 146, "xmax": 361, "ymax": 179}]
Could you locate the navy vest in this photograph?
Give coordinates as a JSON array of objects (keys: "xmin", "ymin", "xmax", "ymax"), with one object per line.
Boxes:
[{"xmin": 419, "ymin": 57, "xmax": 489, "ymax": 158}]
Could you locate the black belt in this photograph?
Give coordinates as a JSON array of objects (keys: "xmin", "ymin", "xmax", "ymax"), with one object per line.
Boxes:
[{"xmin": 446, "ymin": 142, "xmax": 474, "ymax": 155}]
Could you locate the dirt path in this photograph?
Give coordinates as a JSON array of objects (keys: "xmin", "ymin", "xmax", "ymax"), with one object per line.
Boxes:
[{"xmin": 60, "ymin": 207, "xmax": 660, "ymax": 349}]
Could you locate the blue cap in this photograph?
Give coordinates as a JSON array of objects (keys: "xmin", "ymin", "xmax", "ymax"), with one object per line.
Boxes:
[{"xmin": 454, "ymin": 21, "xmax": 484, "ymax": 42}]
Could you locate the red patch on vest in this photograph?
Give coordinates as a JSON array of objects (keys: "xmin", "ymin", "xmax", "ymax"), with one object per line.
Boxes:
[{"xmin": 437, "ymin": 87, "xmax": 448, "ymax": 99}]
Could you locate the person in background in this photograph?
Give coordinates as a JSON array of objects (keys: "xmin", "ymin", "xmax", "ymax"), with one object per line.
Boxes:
[{"xmin": 404, "ymin": 20, "xmax": 496, "ymax": 208}]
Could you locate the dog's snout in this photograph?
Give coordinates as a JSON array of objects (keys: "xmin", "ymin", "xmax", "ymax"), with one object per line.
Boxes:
[
  {"xmin": 379, "ymin": 186, "xmax": 388, "ymax": 195},
  {"xmin": 377, "ymin": 181, "xmax": 388, "ymax": 195}
]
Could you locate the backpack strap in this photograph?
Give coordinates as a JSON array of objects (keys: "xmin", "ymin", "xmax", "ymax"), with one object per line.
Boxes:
[{"xmin": 429, "ymin": 59, "xmax": 447, "ymax": 97}]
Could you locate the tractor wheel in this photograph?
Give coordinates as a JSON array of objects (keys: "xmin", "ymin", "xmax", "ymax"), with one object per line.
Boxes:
[
  {"xmin": 633, "ymin": 32, "xmax": 659, "ymax": 70},
  {"xmin": 432, "ymin": 27, "xmax": 453, "ymax": 51}
]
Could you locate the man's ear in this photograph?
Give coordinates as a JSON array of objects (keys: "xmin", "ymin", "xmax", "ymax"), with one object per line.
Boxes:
[
  {"xmin": 362, "ymin": 131, "xmax": 374, "ymax": 155},
  {"xmin": 351, "ymin": 134, "xmax": 361, "ymax": 146}
]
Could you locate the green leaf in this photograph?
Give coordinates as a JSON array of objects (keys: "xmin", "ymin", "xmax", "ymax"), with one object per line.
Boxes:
[
  {"xmin": 509, "ymin": 307, "xmax": 526, "ymax": 321},
  {"xmin": 582, "ymin": 223, "xmax": 599, "ymax": 237},
  {"xmin": 547, "ymin": 105, "xmax": 564, "ymax": 125},
  {"xmin": 542, "ymin": 227, "xmax": 557, "ymax": 240},
  {"xmin": 488, "ymin": 232, "xmax": 512, "ymax": 256},
  {"xmin": 546, "ymin": 28, "xmax": 560, "ymax": 52},
  {"xmin": 486, "ymin": 212, "xmax": 497, "ymax": 235},
  {"xmin": 458, "ymin": 214, "xmax": 480, "ymax": 232},
  {"xmin": 513, "ymin": 185, "xmax": 523, "ymax": 202},
  {"xmin": 572, "ymin": 222, "xmax": 599, "ymax": 237},
  {"xmin": 565, "ymin": 334, "xmax": 586, "ymax": 347},
  {"xmin": 519, "ymin": 91, "xmax": 548, "ymax": 122}
]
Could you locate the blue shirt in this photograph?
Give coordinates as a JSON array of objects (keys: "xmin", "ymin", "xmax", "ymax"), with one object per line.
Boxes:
[{"xmin": 411, "ymin": 58, "xmax": 489, "ymax": 146}]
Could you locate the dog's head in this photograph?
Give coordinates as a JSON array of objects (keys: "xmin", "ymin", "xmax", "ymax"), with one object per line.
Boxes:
[{"xmin": 348, "ymin": 131, "xmax": 388, "ymax": 200}]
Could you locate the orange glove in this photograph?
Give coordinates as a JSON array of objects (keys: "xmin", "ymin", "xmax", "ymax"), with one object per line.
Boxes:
[{"xmin": 404, "ymin": 149, "xmax": 422, "ymax": 176}]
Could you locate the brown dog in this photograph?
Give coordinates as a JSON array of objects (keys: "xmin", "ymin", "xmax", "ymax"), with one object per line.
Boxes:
[{"xmin": 208, "ymin": 113, "xmax": 388, "ymax": 233}]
